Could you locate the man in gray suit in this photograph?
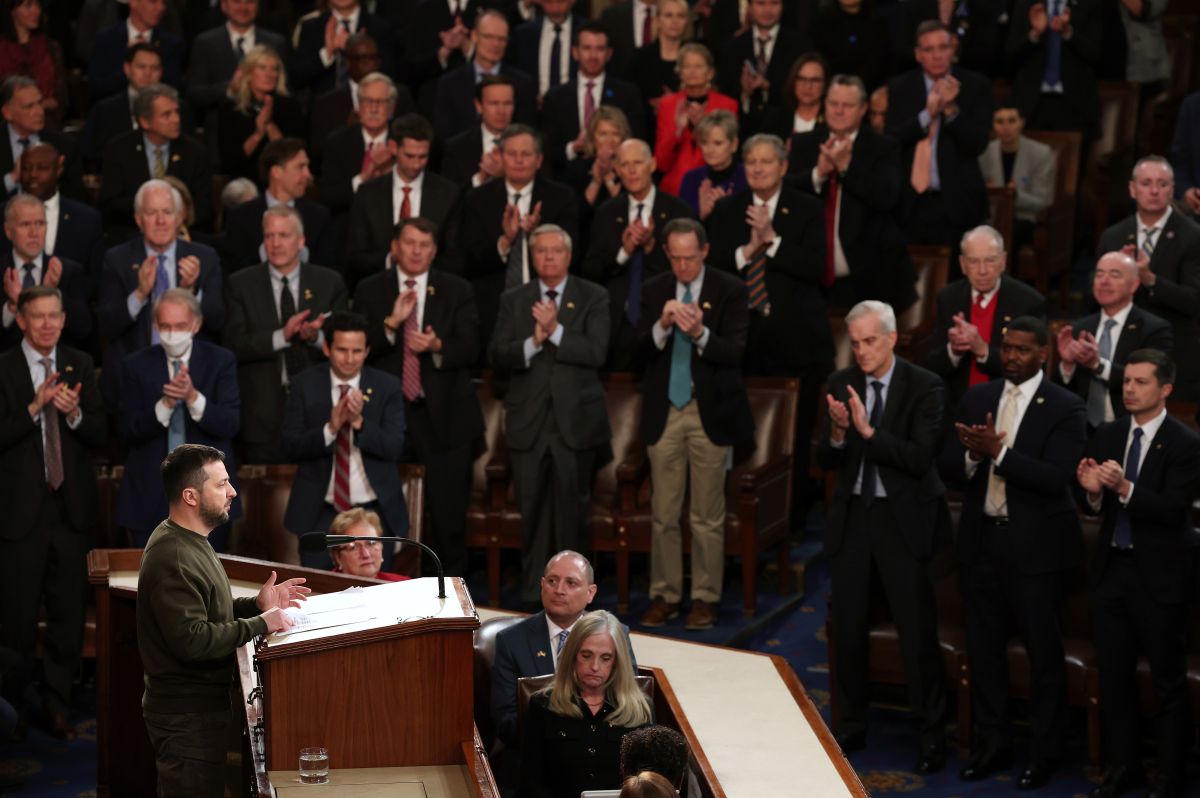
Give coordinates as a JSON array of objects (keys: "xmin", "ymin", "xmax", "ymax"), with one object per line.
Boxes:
[
  {"xmin": 979, "ymin": 99, "xmax": 1055, "ymax": 255},
  {"xmin": 186, "ymin": 0, "xmax": 287, "ymax": 119},
  {"xmin": 223, "ymin": 205, "xmax": 348, "ymax": 463},
  {"xmin": 489, "ymin": 224, "xmax": 610, "ymax": 603}
]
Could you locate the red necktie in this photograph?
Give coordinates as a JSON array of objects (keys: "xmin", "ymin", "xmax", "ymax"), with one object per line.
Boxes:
[
  {"xmin": 641, "ymin": 4, "xmax": 654, "ymax": 46},
  {"xmin": 399, "ymin": 186, "xmax": 412, "ymax": 220},
  {"xmin": 333, "ymin": 384, "xmax": 352, "ymax": 511},
  {"xmin": 823, "ymin": 173, "xmax": 839, "ymax": 288},
  {"xmin": 401, "ymin": 279, "xmax": 423, "ymax": 402},
  {"xmin": 583, "ymin": 80, "xmax": 596, "ymax": 130}
]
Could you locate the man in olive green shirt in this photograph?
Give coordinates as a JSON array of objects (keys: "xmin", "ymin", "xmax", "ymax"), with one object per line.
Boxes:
[{"xmin": 137, "ymin": 444, "xmax": 309, "ymax": 798}]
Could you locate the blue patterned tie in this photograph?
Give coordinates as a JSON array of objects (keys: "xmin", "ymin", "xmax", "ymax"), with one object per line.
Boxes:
[
  {"xmin": 667, "ymin": 285, "xmax": 693, "ymax": 409},
  {"xmin": 150, "ymin": 253, "xmax": 170, "ymax": 345},
  {"xmin": 1112, "ymin": 427, "xmax": 1142, "ymax": 549},
  {"xmin": 555, "ymin": 629, "xmax": 569, "ymax": 655},
  {"xmin": 167, "ymin": 359, "xmax": 186, "ymax": 452}
]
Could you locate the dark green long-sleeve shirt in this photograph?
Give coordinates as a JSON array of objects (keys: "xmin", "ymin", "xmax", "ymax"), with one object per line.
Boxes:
[{"xmin": 137, "ymin": 518, "xmax": 268, "ymax": 713}]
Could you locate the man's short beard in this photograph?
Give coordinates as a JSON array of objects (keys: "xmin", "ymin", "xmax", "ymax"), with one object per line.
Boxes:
[{"xmin": 199, "ymin": 499, "xmax": 230, "ymax": 529}]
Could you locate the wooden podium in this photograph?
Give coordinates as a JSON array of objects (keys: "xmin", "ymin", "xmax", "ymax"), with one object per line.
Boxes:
[{"xmin": 88, "ymin": 550, "xmax": 497, "ymax": 798}]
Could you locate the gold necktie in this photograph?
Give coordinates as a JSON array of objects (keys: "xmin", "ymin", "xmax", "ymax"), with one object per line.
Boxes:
[
  {"xmin": 984, "ymin": 385, "xmax": 1022, "ymax": 515},
  {"xmin": 154, "ymin": 146, "xmax": 166, "ymax": 178}
]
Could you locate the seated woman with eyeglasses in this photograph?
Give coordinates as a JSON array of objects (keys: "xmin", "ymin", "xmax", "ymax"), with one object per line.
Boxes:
[
  {"xmin": 327, "ymin": 508, "xmax": 409, "ymax": 582},
  {"xmin": 520, "ymin": 610, "xmax": 652, "ymax": 798}
]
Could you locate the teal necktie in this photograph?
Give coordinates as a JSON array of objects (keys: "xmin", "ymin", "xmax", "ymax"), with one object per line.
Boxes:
[
  {"xmin": 167, "ymin": 359, "xmax": 186, "ymax": 451},
  {"xmin": 668, "ymin": 285, "xmax": 693, "ymax": 409}
]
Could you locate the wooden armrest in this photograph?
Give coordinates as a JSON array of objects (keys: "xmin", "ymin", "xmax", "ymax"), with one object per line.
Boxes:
[{"xmin": 736, "ymin": 454, "xmax": 793, "ymax": 492}]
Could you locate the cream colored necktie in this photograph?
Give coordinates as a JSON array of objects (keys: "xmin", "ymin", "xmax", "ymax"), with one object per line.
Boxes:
[{"xmin": 985, "ymin": 385, "xmax": 1022, "ymax": 516}]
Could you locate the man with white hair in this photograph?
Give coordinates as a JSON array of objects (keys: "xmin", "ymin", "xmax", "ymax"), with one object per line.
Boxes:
[
  {"xmin": 489, "ymin": 223, "xmax": 610, "ymax": 604},
  {"xmin": 818, "ymin": 299, "xmax": 950, "ymax": 773},
  {"xmin": 98, "ymin": 178, "xmax": 224, "ymax": 405}
]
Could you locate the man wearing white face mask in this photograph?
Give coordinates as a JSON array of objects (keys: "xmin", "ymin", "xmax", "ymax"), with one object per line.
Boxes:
[{"xmin": 115, "ymin": 288, "xmax": 242, "ymax": 551}]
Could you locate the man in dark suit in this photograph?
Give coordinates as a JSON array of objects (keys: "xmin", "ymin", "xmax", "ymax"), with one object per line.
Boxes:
[
  {"xmin": 288, "ymin": 0, "xmax": 395, "ymax": 95},
  {"xmin": 940, "ymin": 317, "xmax": 1088, "ymax": 790},
  {"xmin": 316, "ymin": 72, "xmax": 401, "ymax": 218},
  {"xmin": 541, "ymin": 21, "xmax": 645, "ymax": 176},
  {"xmin": 790, "ymin": 74, "xmax": 916, "ymax": 314},
  {"xmin": 186, "ymin": 0, "xmax": 288, "ymax": 121},
  {"xmin": 431, "ymin": 10, "xmax": 538, "ymax": 144},
  {"xmin": 346, "ymin": 115, "xmax": 461, "ymax": 290},
  {"xmin": 1054, "ymin": 252, "xmax": 1173, "ymax": 429},
  {"xmin": 508, "ymin": 0, "xmax": 581, "ymax": 99},
  {"xmin": 86, "ymin": 0, "xmax": 184, "ymax": 99},
  {"xmin": 1, "ymin": 194, "xmax": 91, "ymax": 353},
  {"xmin": 716, "ymin": 0, "xmax": 810, "ymax": 115},
  {"xmin": 1078, "ymin": 350, "xmax": 1200, "ymax": 798},
  {"xmin": 10, "ymin": 144, "xmax": 103, "ymax": 283},
  {"xmin": 282, "ymin": 311, "xmax": 408, "ymax": 570},
  {"xmin": 818, "ymin": 299, "xmax": 950, "ymax": 771},
  {"xmin": 1005, "ymin": 0, "xmax": 1100, "ymax": 135},
  {"xmin": 440, "ymin": 75, "xmax": 516, "ymax": 188},
  {"xmin": 491, "ymin": 550, "xmax": 599, "ymax": 748},
  {"xmin": 223, "ymin": 138, "xmax": 334, "ymax": 273},
  {"xmin": 97, "ymin": 179, "xmax": 225, "ymax": 407},
  {"xmin": 637, "ymin": 218, "xmax": 753, "ymax": 630},
  {"xmin": 582, "ymin": 139, "xmax": 693, "ymax": 370},
  {"xmin": 925, "ymin": 225, "xmax": 1047, "ymax": 416},
  {"xmin": 708, "ymin": 133, "xmax": 830, "ymax": 519},
  {"xmin": 81, "ymin": 43, "xmax": 166, "ymax": 170},
  {"xmin": 1, "ymin": 77, "xmax": 83, "ymax": 202},
  {"xmin": 489, "ymin": 224, "xmax": 610, "ymax": 603},
  {"xmin": 0, "ymin": 286, "xmax": 105, "ymax": 739},
  {"xmin": 1097, "ymin": 156, "xmax": 1200, "ymax": 400},
  {"xmin": 458, "ymin": 124, "xmax": 581, "ymax": 354},
  {"xmin": 600, "ymin": 0, "xmax": 659, "ymax": 79},
  {"xmin": 224, "ymin": 206, "xmax": 348, "ymax": 464},
  {"xmin": 115, "ymin": 288, "xmax": 242, "ymax": 551},
  {"xmin": 886, "ymin": 21, "xmax": 991, "ymax": 247},
  {"xmin": 404, "ymin": 0, "xmax": 486, "ymax": 93},
  {"xmin": 354, "ymin": 217, "xmax": 484, "ymax": 576},
  {"xmin": 100, "ymin": 84, "xmax": 213, "ymax": 235}
]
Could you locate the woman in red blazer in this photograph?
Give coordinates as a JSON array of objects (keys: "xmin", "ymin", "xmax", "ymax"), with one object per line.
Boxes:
[{"xmin": 654, "ymin": 43, "xmax": 737, "ymax": 196}]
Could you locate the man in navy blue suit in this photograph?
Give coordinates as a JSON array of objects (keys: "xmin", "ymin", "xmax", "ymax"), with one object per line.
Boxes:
[
  {"xmin": 508, "ymin": 0, "xmax": 580, "ymax": 99},
  {"xmin": 87, "ymin": 0, "xmax": 184, "ymax": 99},
  {"xmin": 282, "ymin": 312, "xmax": 407, "ymax": 570},
  {"xmin": 940, "ymin": 316, "xmax": 1087, "ymax": 790},
  {"xmin": 115, "ymin": 288, "xmax": 241, "ymax": 550},
  {"xmin": 97, "ymin": 179, "xmax": 224, "ymax": 407}
]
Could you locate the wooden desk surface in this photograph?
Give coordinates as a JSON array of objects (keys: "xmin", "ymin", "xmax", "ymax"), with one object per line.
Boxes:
[{"xmin": 270, "ymin": 765, "xmax": 474, "ymax": 798}]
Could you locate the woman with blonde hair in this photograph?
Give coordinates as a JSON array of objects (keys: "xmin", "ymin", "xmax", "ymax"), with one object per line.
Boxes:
[
  {"xmin": 564, "ymin": 105, "xmax": 633, "ymax": 209},
  {"xmin": 520, "ymin": 610, "xmax": 652, "ymax": 798},
  {"xmin": 216, "ymin": 45, "xmax": 303, "ymax": 180},
  {"xmin": 629, "ymin": 0, "xmax": 691, "ymax": 143},
  {"xmin": 327, "ymin": 508, "xmax": 410, "ymax": 581}
]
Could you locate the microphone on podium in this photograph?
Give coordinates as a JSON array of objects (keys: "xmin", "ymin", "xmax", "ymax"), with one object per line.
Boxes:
[{"xmin": 299, "ymin": 532, "xmax": 447, "ymax": 599}]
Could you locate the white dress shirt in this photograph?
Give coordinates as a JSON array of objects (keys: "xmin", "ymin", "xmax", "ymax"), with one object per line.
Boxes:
[
  {"xmin": 473, "ymin": 125, "xmax": 503, "ymax": 187},
  {"xmin": 523, "ymin": 277, "xmax": 568, "ymax": 364},
  {"xmin": 322, "ymin": 370, "xmax": 379, "ymax": 505},
  {"xmin": 227, "ymin": 23, "xmax": 256, "ymax": 55},
  {"xmin": 499, "ymin": 181, "xmax": 535, "ymax": 283},
  {"xmin": 153, "ymin": 343, "xmax": 208, "ymax": 427},
  {"xmin": 4, "ymin": 251, "xmax": 43, "ymax": 329},
  {"xmin": 536, "ymin": 17, "xmax": 573, "ymax": 96},
  {"xmin": 43, "ymin": 192, "xmax": 60, "ymax": 255},
  {"xmin": 964, "ymin": 369, "xmax": 1044, "ymax": 497},
  {"xmin": 946, "ymin": 280, "xmax": 1001, "ymax": 368},
  {"xmin": 633, "ymin": 0, "xmax": 655, "ymax": 48},
  {"xmin": 392, "ymin": 169, "xmax": 426, "ymax": 224},
  {"xmin": 1136, "ymin": 206, "xmax": 1171, "ymax": 255},
  {"xmin": 1058, "ymin": 301, "xmax": 1133, "ymax": 423},
  {"xmin": 565, "ymin": 73, "xmax": 605, "ymax": 159},
  {"xmin": 615, "ymin": 187, "xmax": 656, "ymax": 265},
  {"xmin": 733, "ymin": 189, "xmax": 783, "ymax": 269},
  {"xmin": 126, "ymin": 18, "xmax": 152, "ymax": 44}
]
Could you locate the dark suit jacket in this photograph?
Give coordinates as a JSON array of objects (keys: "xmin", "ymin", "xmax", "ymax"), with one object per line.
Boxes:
[
  {"xmin": 440, "ymin": 125, "xmax": 488, "ymax": 187},
  {"xmin": 455, "ymin": 176, "xmax": 581, "ymax": 347},
  {"xmin": 789, "ymin": 126, "xmax": 917, "ymax": 311},
  {"xmin": 404, "ymin": 0, "xmax": 488, "ymax": 68},
  {"xmin": 1006, "ymin": 0, "xmax": 1101, "ymax": 132},
  {"xmin": 223, "ymin": 262, "xmax": 348, "ymax": 448},
  {"xmin": 281, "ymin": 365, "xmax": 409, "ymax": 536},
  {"xmin": 1081, "ymin": 414, "xmax": 1200, "ymax": 603},
  {"xmin": 581, "ymin": 190, "xmax": 694, "ymax": 367},
  {"xmin": 488, "ymin": 276, "xmax": 610, "ymax": 451},
  {"xmin": 599, "ymin": 0, "xmax": 640, "ymax": 78},
  {"xmin": 186, "ymin": 24, "xmax": 288, "ymax": 113},
  {"xmin": 80, "ymin": 91, "xmax": 198, "ymax": 169},
  {"xmin": 0, "ymin": 254, "xmax": 92, "ymax": 352},
  {"xmin": 354, "ymin": 267, "xmax": 485, "ymax": 449},
  {"xmin": 345, "ymin": 171, "xmax": 461, "ymax": 287},
  {"xmin": 885, "ymin": 66, "xmax": 991, "ymax": 229},
  {"xmin": 940, "ymin": 376, "xmax": 1088, "ymax": 574},
  {"xmin": 0, "ymin": 197, "xmax": 104, "ymax": 282},
  {"xmin": 99, "ymin": 129, "xmax": 213, "ymax": 232},
  {"xmin": 97, "ymin": 237, "xmax": 225, "ymax": 401},
  {"xmin": 924, "ymin": 276, "xmax": 1047, "ymax": 411},
  {"xmin": 507, "ymin": 16, "xmax": 582, "ymax": 92},
  {"xmin": 818, "ymin": 357, "xmax": 951, "ymax": 561},
  {"xmin": 637, "ymin": 267, "xmax": 754, "ymax": 446},
  {"xmin": 431, "ymin": 62, "xmax": 538, "ymax": 144},
  {"xmin": 1052, "ymin": 305, "xmax": 1174, "ymax": 418},
  {"xmin": 309, "ymin": 84, "xmax": 415, "ymax": 165},
  {"xmin": 0, "ymin": 344, "xmax": 105, "ymax": 541},
  {"xmin": 1097, "ymin": 213, "xmax": 1200, "ymax": 389},
  {"xmin": 223, "ymin": 196, "xmax": 335, "ymax": 273},
  {"xmin": 115, "ymin": 339, "xmax": 242, "ymax": 532},
  {"xmin": 0, "ymin": 124, "xmax": 84, "ymax": 202},
  {"xmin": 87, "ymin": 22, "xmax": 184, "ymax": 99},
  {"xmin": 316, "ymin": 122, "xmax": 372, "ymax": 216},
  {"xmin": 541, "ymin": 75, "xmax": 645, "ymax": 173},
  {"xmin": 717, "ymin": 27, "xmax": 811, "ymax": 113},
  {"xmin": 707, "ymin": 186, "xmax": 832, "ymax": 368},
  {"xmin": 289, "ymin": 10, "xmax": 395, "ymax": 95}
]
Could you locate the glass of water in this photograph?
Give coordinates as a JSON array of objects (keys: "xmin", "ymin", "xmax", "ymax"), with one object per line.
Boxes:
[{"xmin": 298, "ymin": 746, "xmax": 329, "ymax": 784}]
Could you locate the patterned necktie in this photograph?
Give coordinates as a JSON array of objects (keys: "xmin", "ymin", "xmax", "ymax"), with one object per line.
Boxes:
[
  {"xmin": 911, "ymin": 117, "xmax": 939, "ymax": 193},
  {"xmin": 333, "ymin": 383, "xmax": 352, "ymax": 512},
  {"xmin": 153, "ymin": 146, "xmax": 166, "ymax": 178},
  {"xmin": 1142, "ymin": 226, "xmax": 1158, "ymax": 260},
  {"xmin": 583, "ymin": 80, "xmax": 597, "ymax": 130},
  {"xmin": 668, "ymin": 284, "xmax": 693, "ymax": 408},
  {"xmin": 985, "ymin": 385, "xmax": 1023, "ymax": 515},
  {"xmin": 279, "ymin": 275, "xmax": 309, "ymax": 381},
  {"xmin": 823, "ymin": 172, "xmax": 839, "ymax": 288},
  {"xmin": 21, "ymin": 262, "xmax": 36, "ymax": 288},
  {"xmin": 1086, "ymin": 318, "xmax": 1118, "ymax": 427},
  {"xmin": 549, "ymin": 24, "xmax": 563, "ymax": 90},
  {"xmin": 505, "ymin": 193, "xmax": 526, "ymax": 289},
  {"xmin": 167, "ymin": 359, "xmax": 186, "ymax": 452},
  {"xmin": 150, "ymin": 253, "xmax": 170, "ymax": 345},
  {"xmin": 626, "ymin": 202, "xmax": 645, "ymax": 326},
  {"xmin": 555, "ymin": 628, "xmax": 569, "ymax": 655},
  {"xmin": 399, "ymin": 186, "xmax": 413, "ymax": 221},
  {"xmin": 401, "ymin": 279, "xmax": 423, "ymax": 402},
  {"xmin": 40, "ymin": 357, "xmax": 63, "ymax": 490},
  {"xmin": 756, "ymin": 36, "xmax": 770, "ymax": 76},
  {"xmin": 745, "ymin": 204, "xmax": 771, "ymax": 311},
  {"xmin": 859, "ymin": 381, "xmax": 885, "ymax": 504},
  {"xmin": 1112, "ymin": 427, "xmax": 1143, "ymax": 549}
]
